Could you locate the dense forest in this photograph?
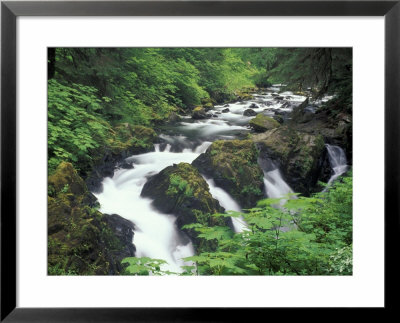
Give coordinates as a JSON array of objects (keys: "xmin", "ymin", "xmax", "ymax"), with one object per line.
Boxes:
[{"xmin": 48, "ymin": 48, "xmax": 352, "ymax": 276}]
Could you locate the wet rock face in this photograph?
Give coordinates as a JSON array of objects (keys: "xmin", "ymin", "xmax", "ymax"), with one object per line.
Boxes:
[
  {"xmin": 141, "ymin": 162, "xmax": 228, "ymax": 250},
  {"xmin": 243, "ymin": 108, "xmax": 257, "ymax": 117},
  {"xmin": 249, "ymin": 103, "xmax": 259, "ymax": 109},
  {"xmin": 192, "ymin": 140, "xmax": 264, "ymax": 208},
  {"xmin": 249, "ymin": 114, "xmax": 280, "ymax": 132},
  {"xmin": 48, "ymin": 162, "xmax": 136, "ymax": 275},
  {"xmin": 103, "ymin": 214, "xmax": 136, "ymax": 265},
  {"xmin": 252, "ymin": 126, "xmax": 325, "ymax": 195}
]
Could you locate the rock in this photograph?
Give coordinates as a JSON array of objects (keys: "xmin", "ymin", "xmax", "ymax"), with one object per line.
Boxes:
[
  {"xmin": 192, "ymin": 106, "xmax": 208, "ymax": 119},
  {"xmin": 273, "ymin": 115, "xmax": 284, "ymax": 124},
  {"xmin": 141, "ymin": 163, "xmax": 229, "ymax": 250},
  {"xmin": 281, "ymin": 101, "xmax": 292, "ymax": 109},
  {"xmin": 86, "ymin": 125, "xmax": 157, "ymax": 193},
  {"xmin": 264, "ymin": 101, "xmax": 274, "ymax": 106},
  {"xmin": 249, "ymin": 114, "xmax": 280, "ymax": 132},
  {"xmin": 236, "ymin": 91, "xmax": 253, "ymax": 101},
  {"xmin": 103, "ymin": 214, "xmax": 136, "ymax": 268},
  {"xmin": 243, "ymin": 109, "xmax": 257, "ymax": 117},
  {"xmin": 167, "ymin": 111, "xmax": 181, "ymax": 124},
  {"xmin": 249, "ymin": 103, "xmax": 259, "ymax": 109},
  {"xmin": 275, "ymin": 96, "xmax": 284, "ymax": 101},
  {"xmin": 192, "ymin": 140, "xmax": 264, "ymax": 208},
  {"xmin": 48, "ymin": 161, "xmax": 86, "ymax": 196},
  {"xmin": 118, "ymin": 160, "xmax": 134, "ymax": 170},
  {"xmin": 221, "ymin": 108, "xmax": 230, "ymax": 113},
  {"xmin": 290, "ymin": 97, "xmax": 310, "ymax": 123},
  {"xmin": 212, "ymin": 114, "xmax": 219, "ymax": 118},
  {"xmin": 203, "ymin": 102, "xmax": 214, "ymax": 112},
  {"xmin": 48, "ymin": 162, "xmax": 136, "ymax": 275},
  {"xmin": 252, "ymin": 126, "xmax": 325, "ymax": 195},
  {"xmin": 223, "ymin": 104, "xmax": 230, "ymax": 107}
]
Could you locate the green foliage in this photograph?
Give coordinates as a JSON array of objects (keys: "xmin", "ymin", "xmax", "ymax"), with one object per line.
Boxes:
[
  {"xmin": 121, "ymin": 257, "xmax": 175, "ymax": 276},
  {"xmin": 167, "ymin": 174, "xmax": 194, "ymax": 197},
  {"xmin": 183, "ymin": 173, "xmax": 352, "ymax": 275},
  {"xmin": 327, "ymin": 244, "xmax": 353, "ymax": 275},
  {"xmin": 48, "ymin": 79, "xmax": 111, "ymax": 174}
]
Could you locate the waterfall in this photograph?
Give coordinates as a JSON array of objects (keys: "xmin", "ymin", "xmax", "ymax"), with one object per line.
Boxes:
[
  {"xmin": 262, "ymin": 163, "xmax": 295, "ymax": 232},
  {"xmin": 325, "ymin": 144, "xmax": 348, "ymax": 189},
  {"xmin": 263, "ymin": 169, "xmax": 293, "ymax": 200},
  {"xmin": 203, "ymin": 177, "xmax": 248, "ymax": 233}
]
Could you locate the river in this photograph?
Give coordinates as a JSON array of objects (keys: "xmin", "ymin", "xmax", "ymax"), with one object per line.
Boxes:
[{"xmin": 93, "ymin": 86, "xmax": 346, "ymax": 273}]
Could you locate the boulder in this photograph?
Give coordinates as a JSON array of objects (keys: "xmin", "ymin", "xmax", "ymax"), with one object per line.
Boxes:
[
  {"xmin": 192, "ymin": 140, "xmax": 264, "ymax": 208},
  {"xmin": 141, "ymin": 163, "xmax": 228, "ymax": 249},
  {"xmin": 252, "ymin": 126, "xmax": 325, "ymax": 195},
  {"xmin": 243, "ymin": 109, "xmax": 257, "ymax": 117},
  {"xmin": 249, "ymin": 114, "xmax": 280, "ymax": 132},
  {"xmin": 192, "ymin": 106, "xmax": 208, "ymax": 119},
  {"xmin": 249, "ymin": 103, "xmax": 259, "ymax": 109},
  {"xmin": 221, "ymin": 108, "xmax": 230, "ymax": 113},
  {"xmin": 203, "ymin": 102, "xmax": 214, "ymax": 112},
  {"xmin": 48, "ymin": 161, "xmax": 87, "ymax": 196}
]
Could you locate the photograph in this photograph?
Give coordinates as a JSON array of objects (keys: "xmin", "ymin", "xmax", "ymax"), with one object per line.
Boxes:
[{"xmin": 47, "ymin": 47, "xmax": 353, "ymax": 276}]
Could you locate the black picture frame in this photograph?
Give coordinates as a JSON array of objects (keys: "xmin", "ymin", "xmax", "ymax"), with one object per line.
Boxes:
[{"xmin": 1, "ymin": 0, "xmax": 398, "ymax": 321}]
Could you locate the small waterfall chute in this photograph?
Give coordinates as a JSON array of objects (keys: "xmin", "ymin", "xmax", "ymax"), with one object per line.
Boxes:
[
  {"xmin": 203, "ymin": 177, "xmax": 248, "ymax": 233},
  {"xmin": 325, "ymin": 144, "xmax": 348, "ymax": 190}
]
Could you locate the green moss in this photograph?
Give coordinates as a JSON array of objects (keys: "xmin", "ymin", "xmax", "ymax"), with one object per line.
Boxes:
[
  {"xmin": 249, "ymin": 114, "xmax": 280, "ymax": 132},
  {"xmin": 192, "ymin": 139, "xmax": 264, "ymax": 208},
  {"xmin": 48, "ymin": 162, "xmax": 131, "ymax": 275},
  {"xmin": 193, "ymin": 106, "xmax": 204, "ymax": 113},
  {"xmin": 167, "ymin": 174, "xmax": 194, "ymax": 198}
]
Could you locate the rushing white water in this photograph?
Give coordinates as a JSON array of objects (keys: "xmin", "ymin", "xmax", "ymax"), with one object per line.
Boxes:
[
  {"xmin": 263, "ymin": 169, "xmax": 293, "ymax": 200},
  {"xmin": 94, "ymin": 145, "xmax": 207, "ymax": 273},
  {"xmin": 203, "ymin": 177, "xmax": 248, "ymax": 232},
  {"xmin": 325, "ymin": 144, "xmax": 348, "ymax": 189}
]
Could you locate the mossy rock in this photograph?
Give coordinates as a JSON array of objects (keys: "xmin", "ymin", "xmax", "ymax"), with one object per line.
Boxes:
[
  {"xmin": 48, "ymin": 162, "xmax": 135, "ymax": 275},
  {"xmin": 110, "ymin": 124, "xmax": 157, "ymax": 155},
  {"xmin": 236, "ymin": 91, "xmax": 253, "ymax": 101},
  {"xmin": 201, "ymin": 97, "xmax": 216, "ymax": 106},
  {"xmin": 252, "ymin": 126, "xmax": 325, "ymax": 195},
  {"xmin": 192, "ymin": 106, "xmax": 207, "ymax": 119},
  {"xmin": 249, "ymin": 114, "xmax": 280, "ymax": 132},
  {"xmin": 48, "ymin": 162, "xmax": 86, "ymax": 196},
  {"xmin": 141, "ymin": 162, "xmax": 227, "ymax": 250},
  {"xmin": 202, "ymin": 102, "xmax": 214, "ymax": 111},
  {"xmin": 192, "ymin": 140, "xmax": 264, "ymax": 208}
]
